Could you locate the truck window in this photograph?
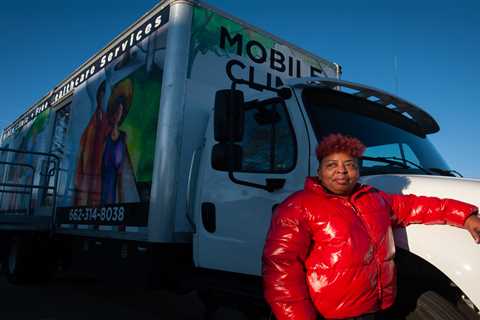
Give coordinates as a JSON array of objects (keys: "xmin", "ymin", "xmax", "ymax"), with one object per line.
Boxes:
[
  {"xmin": 302, "ymin": 88, "xmax": 451, "ymax": 176},
  {"xmin": 239, "ymin": 100, "xmax": 296, "ymax": 173}
]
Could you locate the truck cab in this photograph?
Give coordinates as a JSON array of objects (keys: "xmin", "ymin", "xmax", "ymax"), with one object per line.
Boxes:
[{"xmin": 194, "ymin": 77, "xmax": 480, "ymax": 318}]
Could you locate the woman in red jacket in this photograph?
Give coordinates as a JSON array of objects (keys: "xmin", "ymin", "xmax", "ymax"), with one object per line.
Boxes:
[{"xmin": 262, "ymin": 133, "xmax": 480, "ymax": 320}]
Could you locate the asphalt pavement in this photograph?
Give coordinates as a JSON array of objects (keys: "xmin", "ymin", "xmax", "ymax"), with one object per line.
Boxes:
[{"xmin": 0, "ymin": 264, "xmax": 209, "ymax": 320}]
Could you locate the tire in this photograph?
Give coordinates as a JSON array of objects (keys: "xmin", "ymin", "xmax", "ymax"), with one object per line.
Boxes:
[
  {"xmin": 6, "ymin": 236, "xmax": 33, "ymax": 284},
  {"xmin": 457, "ymin": 295, "xmax": 480, "ymax": 320},
  {"xmin": 407, "ymin": 291, "xmax": 467, "ymax": 320},
  {"xmin": 6, "ymin": 234, "xmax": 54, "ymax": 284}
]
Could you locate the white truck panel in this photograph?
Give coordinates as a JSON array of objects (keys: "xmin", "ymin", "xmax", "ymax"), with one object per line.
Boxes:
[{"xmin": 362, "ymin": 174, "xmax": 480, "ymax": 307}]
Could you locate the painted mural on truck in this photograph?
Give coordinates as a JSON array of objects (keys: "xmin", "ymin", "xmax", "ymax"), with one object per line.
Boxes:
[
  {"xmin": 0, "ymin": 108, "xmax": 53, "ymax": 213},
  {"xmin": 54, "ymin": 19, "xmax": 169, "ymax": 229},
  {"xmin": 2, "ymin": 7, "xmax": 169, "ymax": 143},
  {"xmin": 188, "ymin": 6, "xmax": 337, "ymax": 90}
]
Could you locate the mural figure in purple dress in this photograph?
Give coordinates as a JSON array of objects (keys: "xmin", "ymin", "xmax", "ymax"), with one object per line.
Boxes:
[{"xmin": 100, "ymin": 78, "xmax": 139, "ymax": 205}]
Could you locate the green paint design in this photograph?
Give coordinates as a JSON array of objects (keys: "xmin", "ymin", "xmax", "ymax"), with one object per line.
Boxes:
[
  {"xmin": 25, "ymin": 108, "xmax": 51, "ymax": 141},
  {"xmin": 120, "ymin": 65, "xmax": 162, "ymax": 182},
  {"xmin": 188, "ymin": 6, "xmax": 276, "ymax": 78},
  {"xmin": 9, "ymin": 108, "xmax": 51, "ymax": 152}
]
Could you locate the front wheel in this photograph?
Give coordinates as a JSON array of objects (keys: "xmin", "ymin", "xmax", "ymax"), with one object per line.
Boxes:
[{"xmin": 407, "ymin": 291, "xmax": 467, "ymax": 320}]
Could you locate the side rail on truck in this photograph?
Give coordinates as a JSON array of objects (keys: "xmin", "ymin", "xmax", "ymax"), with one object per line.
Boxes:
[{"xmin": 0, "ymin": 147, "xmax": 60, "ymax": 231}]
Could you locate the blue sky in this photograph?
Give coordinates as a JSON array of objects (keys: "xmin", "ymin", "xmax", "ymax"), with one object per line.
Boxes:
[{"xmin": 1, "ymin": 0, "xmax": 479, "ymax": 178}]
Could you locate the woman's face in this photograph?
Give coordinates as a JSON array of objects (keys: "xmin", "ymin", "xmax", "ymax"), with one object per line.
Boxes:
[
  {"xmin": 113, "ymin": 103, "xmax": 124, "ymax": 125},
  {"xmin": 317, "ymin": 152, "xmax": 360, "ymax": 196}
]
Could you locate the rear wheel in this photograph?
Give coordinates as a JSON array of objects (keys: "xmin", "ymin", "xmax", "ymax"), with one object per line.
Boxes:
[
  {"xmin": 6, "ymin": 234, "xmax": 54, "ymax": 284},
  {"xmin": 7, "ymin": 236, "xmax": 33, "ymax": 283}
]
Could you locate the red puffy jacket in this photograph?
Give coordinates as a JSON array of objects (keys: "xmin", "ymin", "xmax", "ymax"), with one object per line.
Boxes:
[{"xmin": 262, "ymin": 177, "xmax": 477, "ymax": 320}]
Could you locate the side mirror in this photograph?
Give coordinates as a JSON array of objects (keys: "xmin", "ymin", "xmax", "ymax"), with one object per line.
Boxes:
[
  {"xmin": 211, "ymin": 143, "xmax": 243, "ymax": 171},
  {"xmin": 214, "ymin": 89, "xmax": 245, "ymax": 142}
]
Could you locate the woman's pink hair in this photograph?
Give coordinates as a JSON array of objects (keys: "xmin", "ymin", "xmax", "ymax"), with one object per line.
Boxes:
[{"xmin": 316, "ymin": 133, "xmax": 366, "ymax": 160}]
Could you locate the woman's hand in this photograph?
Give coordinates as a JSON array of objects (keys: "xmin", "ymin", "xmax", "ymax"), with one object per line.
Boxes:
[{"xmin": 464, "ymin": 213, "xmax": 480, "ymax": 243}]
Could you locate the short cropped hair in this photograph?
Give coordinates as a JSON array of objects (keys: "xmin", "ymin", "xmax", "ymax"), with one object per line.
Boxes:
[{"xmin": 316, "ymin": 133, "xmax": 366, "ymax": 161}]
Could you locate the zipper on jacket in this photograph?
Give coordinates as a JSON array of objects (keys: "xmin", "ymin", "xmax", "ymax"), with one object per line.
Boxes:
[{"xmin": 346, "ymin": 199, "xmax": 383, "ymax": 303}]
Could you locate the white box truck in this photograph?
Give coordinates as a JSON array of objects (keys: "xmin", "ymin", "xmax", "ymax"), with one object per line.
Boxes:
[{"xmin": 0, "ymin": 1, "xmax": 478, "ymax": 319}]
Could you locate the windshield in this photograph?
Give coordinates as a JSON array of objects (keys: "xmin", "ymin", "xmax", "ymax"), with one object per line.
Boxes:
[{"xmin": 302, "ymin": 87, "xmax": 451, "ymax": 176}]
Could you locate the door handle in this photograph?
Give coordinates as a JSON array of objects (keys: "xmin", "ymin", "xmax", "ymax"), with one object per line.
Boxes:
[
  {"xmin": 201, "ymin": 202, "xmax": 216, "ymax": 233},
  {"xmin": 265, "ymin": 178, "xmax": 286, "ymax": 192}
]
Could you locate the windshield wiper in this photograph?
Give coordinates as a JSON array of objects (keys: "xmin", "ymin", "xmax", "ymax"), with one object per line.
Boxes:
[
  {"xmin": 428, "ymin": 168, "xmax": 463, "ymax": 177},
  {"xmin": 361, "ymin": 156, "xmax": 433, "ymax": 175}
]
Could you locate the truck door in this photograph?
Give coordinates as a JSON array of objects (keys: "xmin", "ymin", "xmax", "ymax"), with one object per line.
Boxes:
[{"xmin": 193, "ymin": 91, "xmax": 310, "ymax": 276}]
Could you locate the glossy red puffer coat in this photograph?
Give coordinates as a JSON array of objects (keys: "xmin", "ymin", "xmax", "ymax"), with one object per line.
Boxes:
[{"xmin": 262, "ymin": 177, "xmax": 477, "ymax": 320}]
